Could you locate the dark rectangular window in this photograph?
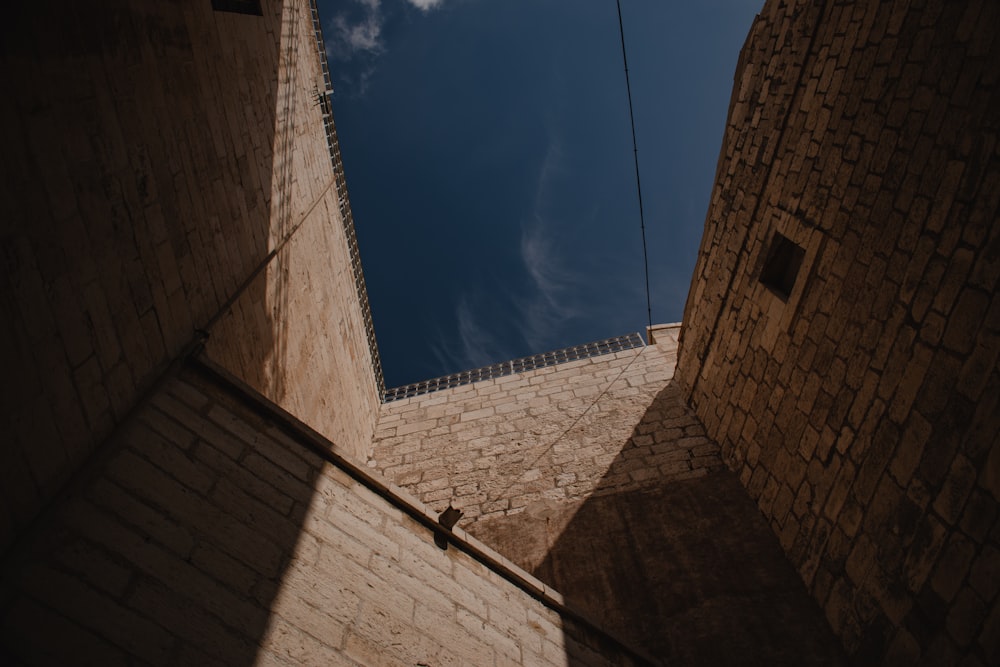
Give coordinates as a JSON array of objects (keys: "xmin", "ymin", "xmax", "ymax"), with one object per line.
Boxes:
[
  {"xmin": 759, "ymin": 232, "xmax": 805, "ymax": 301},
  {"xmin": 212, "ymin": 0, "xmax": 263, "ymax": 16}
]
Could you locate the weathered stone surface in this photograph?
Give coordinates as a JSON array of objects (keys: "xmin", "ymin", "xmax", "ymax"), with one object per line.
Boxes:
[
  {"xmin": 0, "ymin": 369, "xmax": 637, "ymax": 666},
  {"xmin": 474, "ymin": 472, "xmax": 847, "ymax": 666},
  {"xmin": 6, "ymin": 0, "xmax": 998, "ymax": 664},
  {"xmin": 0, "ymin": 0, "xmax": 381, "ymax": 552},
  {"xmin": 372, "ymin": 327, "xmax": 722, "ymax": 526},
  {"xmin": 675, "ymin": 0, "xmax": 1000, "ymax": 663},
  {"xmin": 371, "ymin": 327, "xmax": 844, "ymax": 664}
]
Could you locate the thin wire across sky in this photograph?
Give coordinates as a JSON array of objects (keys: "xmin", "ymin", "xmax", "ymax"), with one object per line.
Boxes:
[{"xmin": 615, "ymin": 0, "xmax": 654, "ymax": 334}]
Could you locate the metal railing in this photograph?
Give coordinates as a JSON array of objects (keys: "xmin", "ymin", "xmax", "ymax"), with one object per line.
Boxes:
[
  {"xmin": 308, "ymin": 0, "xmax": 386, "ymax": 398},
  {"xmin": 383, "ymin": 332, "xmax": 646, "ymax": 402},
  {"xmin": 305, "ymin": 5, "xmax": 645, "ymax": 405}
]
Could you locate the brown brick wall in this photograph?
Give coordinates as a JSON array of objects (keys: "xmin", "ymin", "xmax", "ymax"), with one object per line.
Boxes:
[
  {"xmin": 0, "ymin": 0, "xmax": 379, "ymax": 551},
  {"xmin": 200, "ymin": 3, "xmax": 381, "ymax": 462},
  {"xmin": 0, "ymin": 366, "xmax": 642, "ymax": 666},
  {"xmin": 371, "ymin": 327, "xmax": 724, "ymax": 528},
  {"xmin": 373, "ymin": 328, "xmax": 847, "ymax": 663},
  {"xmin": 203, "ymin": 191, "xmax": 382, "ymax": 461},
  {"xmin": 676, "ymin": 0, "xmax": 1000, "ymax": 662}
]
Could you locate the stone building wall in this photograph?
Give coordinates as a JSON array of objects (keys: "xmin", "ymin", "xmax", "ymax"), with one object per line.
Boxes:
[
  {"xmin": 0, "ymin": 364, "xmax": 643, "ymax": 666},
  {"xmin": 676, "ymin": 0, "xmax": 999, "ymax": 663},
  {"xmin": 371, "ymin": 326, "xmax": 722, "ymax": 526},
  {"xmin": 0, "ymin": 0, "xmax": 380, "ymax": 552},
  {"xmin": 371, "ymin": 327, "xmax": 847, "ymax": 664},
  {"xmin": 199, "ymin": 1, "xmax": 382, "ymax": 462}
]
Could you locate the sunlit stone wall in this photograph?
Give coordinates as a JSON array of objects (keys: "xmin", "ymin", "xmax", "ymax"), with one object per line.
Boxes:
[{"xmin": 371, "ymin": 326, "xmax": 722, "ymax": 527}]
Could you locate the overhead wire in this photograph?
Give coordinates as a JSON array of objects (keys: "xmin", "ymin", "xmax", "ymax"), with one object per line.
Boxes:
[{"xmin": 615, "ymin": 0, "xmax": 653, "ymax": 335}]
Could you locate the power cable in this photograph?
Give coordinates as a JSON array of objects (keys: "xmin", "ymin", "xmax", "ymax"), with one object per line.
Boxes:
[{"xmin": 615, "ymin": 0, "xmax": 653, "ymax": 334}]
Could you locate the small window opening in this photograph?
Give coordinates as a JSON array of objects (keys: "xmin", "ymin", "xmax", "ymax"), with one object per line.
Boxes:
[
  {"xmin": 212, "ymin": 0, "xmax": 263, "ymax": 16},
  {"xmin": 759, "ymin": 232, "xmax": 805, "ymax": 301}
]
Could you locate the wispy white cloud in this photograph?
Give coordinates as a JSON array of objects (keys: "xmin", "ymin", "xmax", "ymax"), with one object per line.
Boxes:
[
  {"xmin": 441, "ymin": 137, "xmax": 585, "ymax": 371},
  {"xmin": 325, "ymin": 0, "xmax": 384, "ymax": 95},
  {"xmin": 518, "ymin": 222, "xmax": 579, "ymax": 349},
  {"xmin": 329, "ymin": 0, "xmax": 383, "ymax": 57},
  {"xmin": 431, "ymin": 294, "xmax": 512, "ymax": 373},
  {"xmin": 532, "ymin": 138, "xmax": 561, "ymax": 213},
  {"xmin": 520, "ymin": 227, "xmax": 560, "ymax": 307},
  {"xmin": 456, "ymin": 296, "xmax": 506, "ymax": 368},
  {"xmin": 325, "ymin": 0, "xmax": 446, "ymax": 96},
  {"xmin": 405, "ymin": 0, "xmax": 444, "ymax": 10},
  {"xmin": 516, "ymin": 139, "xmax": 581, "ymax": 350},
  {"xmin": 335, "ymin": 15, "xmax": 381, "ymax": 54}
]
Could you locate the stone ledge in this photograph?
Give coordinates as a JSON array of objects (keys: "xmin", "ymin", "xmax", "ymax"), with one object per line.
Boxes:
[
  {"xmin": 188, "ymin": 353, "xmax": 662, "ymax": 667},
  {"xmin": 646, "ymin": 322, "xmax": 682, "ymax": 345}
]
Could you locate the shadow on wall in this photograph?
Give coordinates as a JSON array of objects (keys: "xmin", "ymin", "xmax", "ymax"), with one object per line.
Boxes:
[
  {"xmin": 0, "ymin": 0, "xmax": 286, "ymax": 550},
  {"xmin": 0, "ymin": 368, "xmax": 324, "ymax": 665},
  {"xmin": 203, "ymin": 0, "xmax": 303, "ymax": 407},
  {"xmin": 2, "ymin": 0, "xmax": 314, "ymax": 662},
  {"xmin": 4, "ymin": 0, "xmax": 378, "ymax": 662},
  {"xmin": 201, "ymin": 0, "xmax": 382, "ymax": 460},
  {"xmin": 476, "ymin": 381, "xmax": 849, "ymax": 665}
]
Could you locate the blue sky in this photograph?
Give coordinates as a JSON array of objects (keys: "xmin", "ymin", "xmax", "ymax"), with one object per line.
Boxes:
[{"xmin": 320, "ymin": 0, "xmax": 762, "ymax": 388}]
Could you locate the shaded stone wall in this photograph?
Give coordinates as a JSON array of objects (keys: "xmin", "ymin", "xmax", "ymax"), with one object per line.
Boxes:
[
  {"xmin": 372, "ymin": 328, "xmax": 847, "ymax": 664},
  {"xmin": 476, "ymin": 473, "xmax": 847, "ymax": 666},
  {"xmin": 677, "ymin": 0, "xmax": 1000, "ymax": 662},
  {"xmin": 0, "ymin": 0, "xmax": 380, "ymax": 552},
  {"xmin": 0, "ymin": 365, "xmax": 642, "ymax": 666}
]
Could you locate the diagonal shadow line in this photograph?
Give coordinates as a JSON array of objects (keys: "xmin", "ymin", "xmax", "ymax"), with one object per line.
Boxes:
[{"xmin": 482, "ymin": 345, "xmax": 649, "ymax": 507}]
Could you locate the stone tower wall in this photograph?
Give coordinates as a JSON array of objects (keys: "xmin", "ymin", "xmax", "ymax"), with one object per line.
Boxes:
[
  {"xmin": 676, "ymin": 0, "xmax": 999, "ymax": 662},
  {"xmin": 0, "ymin": 0, "xmax": 380, "ymax": 552}
]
